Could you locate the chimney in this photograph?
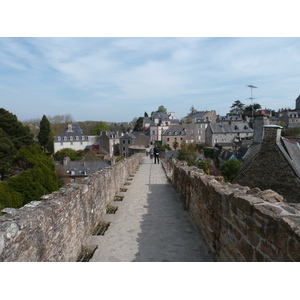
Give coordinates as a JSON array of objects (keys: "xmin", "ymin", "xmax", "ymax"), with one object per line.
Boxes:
[
  {"xmin": 262, "ymin": 125, "xmax": 282, "ymax": 145},
  {"xmin": 253, "ymin": 115, "xmax": 269, "ymax": 143},
  {"xmin": 63, "ymin": 156, "xmax": 70, "ymax": 166}
]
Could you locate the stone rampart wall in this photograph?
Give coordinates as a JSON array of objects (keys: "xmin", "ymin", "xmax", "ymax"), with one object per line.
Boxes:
[
  {"xmin": 164, "ymin": 159, "xmax": 300, "ymax": 261},
  {"xmin": 0, "ymin": 154, "xmax": 143, "ymax": 262}
]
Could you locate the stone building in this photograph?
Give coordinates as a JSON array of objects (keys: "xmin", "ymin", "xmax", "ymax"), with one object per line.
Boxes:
[
  {"xmin": 120, "ymin": 132, "xmax": 149, "ymax": 157},
  {"xmin": 205, "ymin": 122, "xmax": 253, "ymax": 148},
  {"xmin": 143, "ymin": 112, "xmax": 180, "ymax": 145},
  {"xmin": 161, "ymin": 126, "xmax": 186, "ymax": 150},
  {"xmin": 233, "ymin": 125, "xmax": 300, "ymax": 203},
  {"xmin": 99, "ymin": 131, "xmax": 120, "ymax": 156}
]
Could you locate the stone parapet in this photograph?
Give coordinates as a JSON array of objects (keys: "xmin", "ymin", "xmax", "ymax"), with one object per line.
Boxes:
[
  {"xmin": 0, "ymin": 154, "xmax": 143, "ymax": 262},
  {"xmin": 163, "ymin": 159, "xmax": 300, "ymax": 261}
]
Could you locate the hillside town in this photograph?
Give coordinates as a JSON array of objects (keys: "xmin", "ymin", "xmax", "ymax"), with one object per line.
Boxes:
[{"xmin": 48, "ymin": 95, "xmax": 300, "ymax": 203}]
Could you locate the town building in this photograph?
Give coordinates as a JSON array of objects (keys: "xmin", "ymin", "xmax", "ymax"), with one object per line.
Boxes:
[
  {"xmin": 99, "ymin": 131, "xmax": 120, "ymax": 156},
  {"xmin": 184, "ymin": 110, "xmax": 217, "ymax": 124},
  {"xmin": 161, "ymin": 126, "xmax": 186, "ymax": 150},
  {"xmin": 205, "ymin": 122, "xmax": 253, "ymax": 148},
  {"xmin": 55, "ymin": 157, "xmax": 111, "ymax": 183},
  {"xmin": 143, "ymin": 112, "xmax": 180, "ymax": 145},
  {"xmin": 53, "ymin": 123, "xmax": 97, "ymax": 153},
  {"xmin": 120, "ymin": 132, "xmax": 150, "ymax": 157}
]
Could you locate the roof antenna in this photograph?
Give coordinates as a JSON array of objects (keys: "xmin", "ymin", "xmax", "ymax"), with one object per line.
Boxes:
[{"xmin": 248, "ymin": 84, "xmax": 257, "ymax": 118}]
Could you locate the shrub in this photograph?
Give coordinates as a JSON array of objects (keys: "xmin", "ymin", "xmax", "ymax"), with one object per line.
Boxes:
[
  {"xmin": 0, "ymin": 145, "xmax": 59, "ymax": 209},
  {"xmin": 221, "ymin": 159, "xmax": 241, "ymax": 181}
]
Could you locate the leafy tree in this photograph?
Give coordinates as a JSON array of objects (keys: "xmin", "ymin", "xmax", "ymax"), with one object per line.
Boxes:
[
  {"xmin": 244, "ymin": 103, "xmax": 262, "ymax": 116},
  {"xmin": 197, "ymin": 160, "xmax": 210, "ymax": 175},
  {"xmin": 230, "ymin": 100, "xmax": 245, "ymax": 115},
  {"xmin": 133, "ymin": 117, "xmax": 143, "ymax": 131},
  {"xmin": 0, "ymin": 108, "xmax": 33, "ymax": 149},
  {"xmin": 221, "ymin": 159, "xmax": 241, "ymax": 181},
  {"xmin": 177, "ymin": 141, "xmax": 199, "ymax": 166},
  {"xmin": 55, "ymin": 148, "xmax": 84, "ymax": 161},
  {"xmin": 282, "ymin": 126, "xmax": 300, "ymax": 137},
  {"xmin": 144, "ymin": 112, "xmax": 149, "ymax": 117},
  {"xmin": 0, "ymin": 145, "xmax": 58, "ymax": 210},
  {"xmin": 0, "ymin": 108, "xmax": 34, "ymax": 179},
  {"xmin": 91, "ymin": 121, "xmax": 110, "ymax": 135},
  {"xmin": 37, "ymin": 115, "xmax": 51, "ymax": 152},
  {"xmin": 157, "ymin": 105, "xmax": 167, "ymax": 113}
]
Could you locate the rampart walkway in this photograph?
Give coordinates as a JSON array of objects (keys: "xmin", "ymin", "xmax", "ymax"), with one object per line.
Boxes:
[{"xmin": 87, "ymin": 156, "xmax": 213, "ymax": 262}]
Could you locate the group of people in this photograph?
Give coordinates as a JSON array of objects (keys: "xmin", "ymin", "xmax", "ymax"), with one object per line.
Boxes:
[{"xmin": 148, "ymin": 145, "xmax": 160, "ymax": 164}]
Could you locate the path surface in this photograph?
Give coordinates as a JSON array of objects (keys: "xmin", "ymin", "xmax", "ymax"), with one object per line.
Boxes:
[{"xmin": 88, "ymin": 156, "xmax": 213, "ymax": 262}]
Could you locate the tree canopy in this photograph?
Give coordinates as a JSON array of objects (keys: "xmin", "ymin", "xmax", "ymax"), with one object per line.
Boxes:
[
  {"xmin": 230, "ymin": 100, "xmax": 245, "ymax": 115},
  {"xmin": 91, "ymin": 121, "xmax": 110, "ymax": 135},
  {"xmin": 37, "ymin": 115, "xmax": 51, "ymax": 152},
  {"xmin": 0, "ymin": 108, "xmax": 34, "ymax": 180},
  {"xmin": 0, "ymin": 145, "xmax": 58, "ymax": 211}
]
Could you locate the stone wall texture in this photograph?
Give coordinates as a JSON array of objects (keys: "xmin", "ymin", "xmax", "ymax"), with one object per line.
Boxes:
[
  {"xmin": 0, "ymin": 154, "xmax": 143, "ymax": 262},
  {"xmin": 164, "ymin": 159, "xmax": 300, "ymax": 261}
]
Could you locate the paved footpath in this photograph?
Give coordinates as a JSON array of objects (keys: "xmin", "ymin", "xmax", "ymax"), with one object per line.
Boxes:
[{"xmin": 88, "ymin": 156, "xmax": 213, "ymax": 262}]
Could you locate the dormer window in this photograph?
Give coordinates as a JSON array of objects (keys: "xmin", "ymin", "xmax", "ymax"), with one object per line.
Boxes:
[
  {"xmin": 76, "ymin": 136, "xmax": 79, "ymax": 141},
  {"xmin": 58, "ymin": 137, "xmax": 61, "ymax": 141},
  {"xmin": 70, "ymin": 136, "xmax": 73, "ymax": 141},
  {"xmin": 64, "ymin": 136, "xmax": 67, "ymax": 141}
]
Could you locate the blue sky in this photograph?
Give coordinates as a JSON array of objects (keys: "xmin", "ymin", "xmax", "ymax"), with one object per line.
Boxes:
[
  {"xmin": 1, "ymin": 1, "xmax": 300, "ymax": 123},
  {"xmin": 1, "ymin": 37, "xmax": 300, "ymax": 123}
]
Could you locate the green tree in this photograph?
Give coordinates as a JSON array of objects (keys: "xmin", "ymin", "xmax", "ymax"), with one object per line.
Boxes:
[
  {"xmin": 55, "ymin": 148, "xmax": 83, "ymax": 161},
  {"xmin": 0, "ymin": 108, "xmax": 34, "ymax": 180},
  {"xmin": 221, "ymin": 159, "xmax": 241, "ymax": 181},
  {"xmin": 91, "ymin": 121, "xmax": 110, "ymax": 135},
  {"xmin": 230, "ymin": 100, "xmax": 245, "ymax": 115},
  {"xmin": 0, "ymin": 145, "xmax": 58, "ymax": 210},
  {"xmin": 177, "ymin": 142, "xmax": 199, "ymax": 166},
  {"xmin": 37, "ymin": 115, "xmax": 51, "ymax": 152},
  {"xmin": 0, "ymin": 108, "xmax": 33, "ymax": 149},
  {"xmin": 157, "ymin": 105, "xmax": 167, "ymax": 113},
  {"xmin": 133, "ymin": 117, "xmax": 143, "ymax": 131},
  {"xmin": 190, "ymin": 105, "xmax": 197, "ymax": 113},
  {"xmin": 144, "ymin": 112, "xmax": 149, "ymax": 117},
  {"xmin": 244, "ymin": 103, "xmax": 262, "ymax": 116}
]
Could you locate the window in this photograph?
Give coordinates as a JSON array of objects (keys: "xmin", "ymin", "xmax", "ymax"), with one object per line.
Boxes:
[
  {"xmin": 198, "ymin": 130, "xmax": 202, "ymax": 134},
  {"xmin": 167, "ymin": 138, "xmax": 170, "ymax": 141},
  {"xmin": 64, "ymin": 136, "xmax": 67, "ymax": 141},
  {"xmin": 70, "ymin": 136, "xmax": 73, "ymax": 141},
  {"xmin": 76, "ymin": 136, "xmax": 79, "ymax": 141},
  {"xmin": 58, "ymin": 136, "xmax": 61, "ymax": 141},
  {"xmin": 123, "ymin": 147, "xmax": 125, "ymax": 151},
  {"xmin": 82, "ymin": 136, "xmax": 85, "ymax": 140},
  {"xmin": 128, "ymin": 140, "xmax": 130, "ymax": 144},
  {"xmin": 123, "ymin": 140, "xmax": 125, "ymax": 144}
]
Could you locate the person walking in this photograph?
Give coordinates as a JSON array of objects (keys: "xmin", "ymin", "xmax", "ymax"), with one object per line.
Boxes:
[{"xmin": 153, "ymin": 145, "xmax": 160, "ymax": 164}]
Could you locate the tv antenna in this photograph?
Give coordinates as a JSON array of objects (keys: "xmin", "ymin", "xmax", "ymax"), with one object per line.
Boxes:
[{"xmin": 248, "ymin": 84, "xmax": 257, "ymax": 117}]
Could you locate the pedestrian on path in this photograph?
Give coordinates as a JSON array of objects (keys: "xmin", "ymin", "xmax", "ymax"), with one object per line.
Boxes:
[
  {"xmin": 149, "ymin": 148, "xmax": 153, "ymax": 160},
  {"xmin": 154, "ymin": 144, "xmax": 160, "ymax": 164}
]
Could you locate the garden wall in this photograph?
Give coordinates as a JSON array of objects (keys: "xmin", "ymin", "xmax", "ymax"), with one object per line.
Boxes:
[
  {"xmin": 164, "ymin": 159, "xmax": 300, "ymax": 261},
  {"xmin": 0, "ymin": 154, "xmax": 143, "ymax": 262}
]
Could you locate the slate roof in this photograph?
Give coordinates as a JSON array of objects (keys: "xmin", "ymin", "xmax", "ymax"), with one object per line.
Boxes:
[
  {"xmin": 162, "ymin": 127, "xmax": 186, "ymax": 136},
  {"xmin": 55, "ymin": 160, "xmax": 111, "ymax": 176},
  {"xmin": 209, "ymin": 122, "xmax": 253, "ymax": 134},
  {"xmin": 189, "ymin": 111, "xmax": 210, "ymax": 118},
  {"xmin": 279, "ymin": 137, "xmax": 300, "ymax": 178}
]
